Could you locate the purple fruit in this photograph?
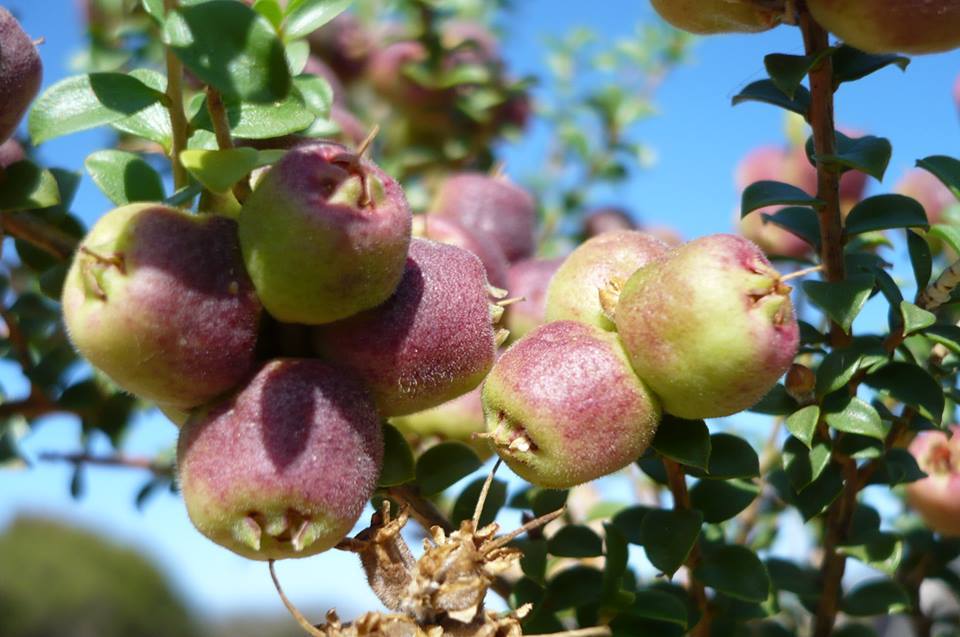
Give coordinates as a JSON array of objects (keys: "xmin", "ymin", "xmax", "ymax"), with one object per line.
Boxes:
[
  {"xmin": 239, "ymin": 142, "xmax": 411, "ymax": 325},
  {"xmin": 307, "ymin": 13, "xmax": 371, "ymax": 83},
  {"xmin": 615, "ymin": 234, "xmax": 799, "ymax": 419},
  {"xmin": 0, "ymin": 8, "xmax": 42, "ymax": 143},
  {"xmin": 313, "ymin": 238, "xmax": 501, "ymax": 417},
  {"xmin": 482, "ymin": 321, "xmax": 661, "ymax": 489},
  {"xmin": 433, "ymin": 172, "xmax": 537, "ymax": 263},
  {"xmin": 0, "ymin": 138, "xmax": 25, "ymax": 168},
  {"xmin": 582, "ymin": 207, "xmax": 636, "ymax": 238},
  {"xmin": 178, "ymin": 359, "xmax": 383, "ymax": 560},
  {"xmin": 503, "ymin": 257, "xmax": 563, "ymax": 340},
  {"xmin": 412, "ymin": 214, "xmax": 509, "ymax": 288},
  {"xmin": 62, "ymin": 204, "xmax": 261, "ymax": 409}
]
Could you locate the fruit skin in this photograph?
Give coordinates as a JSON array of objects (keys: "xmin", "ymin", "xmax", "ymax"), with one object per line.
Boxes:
[
  {"xmin": 239, "ymin": 142, "xmax": 411, "ymax": 325},
  {"xmin": 412, "ymin": 214, "xmax": 509, "ymax": 288},
  {"xmin": 615, "ymin": 234, "xmax": 799, "ymax": 419},
  {"xmin": 546, "ymin": 230, "xmax": 669, "ymax": 331},
  {"xmin": 906, "ymin": 426, "xmax": 960, "ymax": 537},
  {"xmin": 0, "ymin": 138, "xmax": 25, "ymax": 167},
  {"xmin": 650, "ymin": 0, "xmax": 781, "ymax": 34},
  {"xmin": 313, "ymin": 238, "xmax": 499, "ymax": 417},
  {"xmin": 62, "ymin": 204, "xmax": 261, "ymax": 410},
  {"xmin": 433, "ymin": 172, "xmax": 537, "ymax": 263},
  {"xmin": 807, "ymin": 0, "xmax": 960, "ymax": 55},
  {"xmin": 482, "ymin": 320, "xmax": 661, "ymax": 489},
  {"xmin": 177, "ymin": 359, "xmax": 383, "ymax": 560},
  {"xmin": 504, "ymin": 257, "xmax": 564, "ymax": 340},
  {"xmin": 896, "ymin": 169, "xmax": 956, "ymax": 226},
  {"xmin": 391, "ymin": 386, "xmax": 492, "ymax": 459},
  {"xmin": 582, "ymin": 207, "xmax": 636, "ymax": 238},
  {"xmin": 0, "ymin": 8, "xmax": 42, "ymax": 143}
]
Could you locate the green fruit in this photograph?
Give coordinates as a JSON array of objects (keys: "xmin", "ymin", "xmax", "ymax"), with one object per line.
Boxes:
[
  {"xmin": 807, "ymin": 0, "xmax": 960, "ymax": 54},
  {"xmin": 615, "ymin": 234, "xmax": 799, "ymax": 419},
  {"xmin": 390, "ymin": 386, "xmax": 493, "ymax": 459},
  {"xmin": 62, "ymin": 204, "xmax": 262, "ymax": 409},
  {"xmin": 0, "ymin": 8, "xmax": 42, "ymax": 143},
  {"xmin": 239, "ymin": 141, "xmax": 411, "ymax": 324},
  {"xmin": 177, "ymin": 359, "xmax": 383, "ymax": 560},
  {"xmin": 545, "ymin": 230, "xmax": 669, "ymax": 331},
  {"xmin": 482, "ymin": 321, "xmax": 661, "ymax": 489},
  {"xmin": 650, "ymin": 0, "xmax": 782, "ymax": 34}
]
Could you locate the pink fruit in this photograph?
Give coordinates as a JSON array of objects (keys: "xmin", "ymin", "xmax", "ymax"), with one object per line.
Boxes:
[
  {"xmin": 0, "ymin": 138, "xmax": 24, "ymax": 168},
  {"xmin": 307, "ymin": 13, "xmax": 371, "ymax": 83},
  {"xmin": 503, "ymin": 257, "xmax": 564, "ymax": 340},
  {"xmin": 906, "ymin": 426, "xmax": 960, "ymax": 537},
  {"xmin": 582, "ymin": 207, "xmax": 636, "ymax": 238},
  {"xmin": 412, "ymin": 214, "xmax": 509, "ymax": 288},
  {"xmin": 0, "ymin": 8, "xmax": 42, "ymax": 143},
  {"xmin": 895, "ymin": 169, "xmax": 956, "ymax": 226}
]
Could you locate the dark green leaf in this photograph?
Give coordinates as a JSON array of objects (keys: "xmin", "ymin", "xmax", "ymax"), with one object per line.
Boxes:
[
  {"xmin": 0, "ymin": 161, "xmax": 61, "ymax": 212},
  {"xmin": 163, "ymin": 1, "xmax": 291, "ymax": 102},
  {"xmin": 695, "ymin": 545, "xmax": 771, "ymax": 603},
  {"xmin": 832, "ymin": 625, "xmax": 878, "ymax": 637},
  {"xmin": 509, "ymin": 487, "xmax": 569, "ymax": 518},
  {"xmin": 191, "ymin": 93, "xmax": 314, "ymax": 139},
  {"xmin": 783, "ymin": 435, "xmax": 832, "ymax": 491},
  {"xmin": 868, "ymin": 449, "xmax": 927, "ymax": 486},
  {"xmin": 611, "ymin": 506, "xmax": 653, "ymax": 545},
  {"xmin": 544, "ymin": 566, "xmax": 604, "ymax": 610},
  {"xmin": 450, "ymin": 476, "xmax": 506, "ymax": 527},
  {"xmin": 824, "ymin": 396, "xmax": 887, "ymax": 440},
  {"xmin": 785, "ymin": 406, "xmax": 820, "ymax": 448},
  {"xmin": 813, "ymin": 132, "xmax": 891, "ymax": 181},
  {"xmin": 651, "ymin": 416, "xmax": 711, "ymax": 471},
  {"xmin": 111, "ymin": 69, "xmax": 173, "ymax": 150},
  {"xmin": 547, "ymin": 524, "xmax": 603, "ymax": 558},
  {"xmin": 906, "ymin": 230, "xmax": 932, "ymax": 292},
  {"xmin": 749, "ymin": 384, "xmax": 799, "ymax": 416},
  {"xmin": 39, "ymin": 264, "xmax": 68, "ymax": 300},
  {"xmin": 616, "ymin": 589, "xmax": 688, "ymax": 627},
  {"xmin": 639, "ymin": 509, "xmax": 702, "ymax": 576},
  {"xmin": 832, "ymin": 45, "xmax": 910, "ymax": 84},
  {"xmin": 284, "ymin": 0, "xmax": 353, "ymax": 40},
  {"xmin": 900, "ymin": 301, "xmax": 936, "ymax": 337},
  {"xmin": 731, "ymin": 79, "xmax": 811, "ymax": 117},
  {"xmin": 378, "ymin": 423, "xmax": 414, "ymax": 487},
  {"xmin": 802, "ymin": 274, "xmax": 875, "ymax": 333},
  {"xmin": 84, "ymin": 150, "xmax": 165, "ymax": 205},
  {"xmin": 793, "ymin": 462, "xmax": 844, "ymax": 520},
  {"xmin": 845, "ymin": 195, "xmax": 928, "ymax": 236},
  {"xmin": 689, "ymin": 478, "xmax": 758, "ymax": 523},
  {"xmin": 694, "ymin": 433, "xmax": 759, "ymax": 480},
  {"xmin": 841, "ymin": 578, "xmax": 911, "ymax": 617},
  {"xmin": 816, "ymin": 349, "xmax": 867, "ymax": 398},
  {"xmin": 741, "ymin": 181, "xmax": 822, "ymax": 216},
  {"xmin": 518, "ymin": 539, "xmax": 547, "ymax": 584},
  {"xmin": 927, "ymin": 224, "xmax": 960, "ymax": 256},
  {"xmin": 839, "ymin": 531, "xmax": 903, "ymax": 575},
  {"xmin": 925, "ymin": 324, "xmax": 960, "ymax": 355},
  {"xmin": 762, "ymin": 206, "xmax": 821, "ymax": 250},
  {"xmin": 414, "ymin": 442, "xmax": 481, "ymax": 495},
  {"xmin": 864, "ymin": 362, "xmax": 944, "ymax": 424},
  {"xmin": 602, "ymin": 523, "xmax": 630, "ymax": 601},
  {"xmin": 764, "ymin": 53, "xmax": 815, "ymax": 99},
  {"xmin": 915, "ymin": 155, "xmax": 960, "ymax": 201},
  {"xmin": 766, "ymin": 558, "xmax": 819, "ymax": 599}
]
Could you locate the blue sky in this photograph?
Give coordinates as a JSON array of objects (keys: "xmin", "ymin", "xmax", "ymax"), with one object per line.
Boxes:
[{"xmin": 2, "ymin": 0, "xmax": 959, "ymax": 622}]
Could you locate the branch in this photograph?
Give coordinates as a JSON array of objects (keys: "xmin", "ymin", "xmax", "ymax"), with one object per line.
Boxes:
[
  {"xmin": 38, "ymin": 451, "xmax": 175, "ymax": 477},
  {"xmin": 163, "ymin": 0, "xmax": 189, "ymax": 191},
  {"xmin": 918, "ymin": 257, "xmax": 960, "ymax": 310},
  {"xmin": 663, "ymin": 458, "xmax": 710, "ymax": 637},
  {"xmin": 384, "ymin": 484, "xmax": 453, "ymax": 534},
  {"xmin": 1, "ymin": 212, "xmax": 78, "ymax": 260},
  {"xmin": 205, "ymin": 86, "xmax": 251, "ymax": 203}
]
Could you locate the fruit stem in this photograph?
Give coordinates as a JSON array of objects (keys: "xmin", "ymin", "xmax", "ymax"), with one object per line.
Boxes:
[
  {"xmin": 472, "ymin": 458, "xmax": 503, "ymax": 527},
  {"xmin": 662, "ymin": 458, "xmax": 710, "ymax": 637},
  {"xmin": 779, "ymin": 263, "xmax": 824, "ymax": 282},
  {"xmin": 268, "ymin": 560, "xmax": 327, "ymax": 637},
  {"xmin": 205, "ymin": 86, "xmax": 252, "ymax": 204},
  {"xmin": 526, "ymin": 627, "xmax": 612, "ymax": 637},
  {"xmin": 162, "ymin": 0, "xmax": 189, "ymax": 193}
]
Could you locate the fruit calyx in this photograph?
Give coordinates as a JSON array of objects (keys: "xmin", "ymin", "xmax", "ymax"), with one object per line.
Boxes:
[
  {"xmin": 233, "ymin": 509, "xmax": 325, "ymax": 553},
  {"xmin": 79, "ymin": 247, "xmax": 126, "ymax": 301},
  {"xmin": 487, "ymin": 411, "xmax": 538, "ymax": 458},
  {"xmin": 327, "ymin": 151, "xmax": 386, "ymax": 210},
  {"xmin": 922, "ymin": 440, "xmax": 958, "ymax": 477}
]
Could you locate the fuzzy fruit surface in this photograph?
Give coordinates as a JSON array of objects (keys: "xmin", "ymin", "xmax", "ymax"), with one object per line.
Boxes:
[
  {"xmin": 504, "ymin": 257, "xmax": 564, "ymax": 341},
  {"xmin": 906, "ymin": 426, "xmax": 960, "ymax": 537},
  {"xmin": 0, "ymin": 138, "xmax": 25, "ymax": 168},
  {"xmin": 615, "ymin": 234, "xmax": 799, "ymax": 419},
  {"xmin": 178, "ymin": 359, "xmax": 383, "ymax": 560},
  {"xmin": 807, "ymin": 0, "xmax": 960, "ymax": 55},
  {"xmin": 313, "ymin": 238, "xmax": 498, "ymax": 417},
  {"xmin": 546, "ymin": 230, "xmax": 669, "ymax": 331},
  {"xmin": 482, "ymin": 320, "xmax": 661, "ymax": 489},
  {"xmin": 412, "ymin": 214, "xmax": 509, "ymax": 288},
  {"xmin": 0, "ymin": 8, "xmax": 42, "ymax": 143},
  {"xmin": 650, "ymin": 0, "xmax": 781, "ymax": 34},
  {"xmin": 391, "ymin": 386, "xmax": 493, "ymax": 459},
  {"xmin": 433, "ymin": 173, "xmax": 537, "ymax": 263},
  {"xmin": 62, "ymin": 204, "xmax": 261, "ymax": 410},
  {"xmin": 239, "ymin": 142, "xmax": 411, "ymax": 325}
]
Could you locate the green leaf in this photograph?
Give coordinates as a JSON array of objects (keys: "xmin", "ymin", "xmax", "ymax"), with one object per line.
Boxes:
[
  {"xmin": 689, "ymin": 478, "xmax": 759, "ymax": 523},
  {"xmin": 863, "ymin": 362, "xmax": 944, "ymax": 424},
  {"xmin": 695, "ymin": 545, "xmax": 771, "ymax": 603},
  {"xmin": 293, "ymin": 74, "xmax": 334, "ymax": 117},
  {"xmin": 639, "ymin": 509, "xmax": 702, "ymax": 576},
  {"xmin": 518, "ymin": 539, "xmax": 547, "ymax": 584},
  {"xmin": 548, "ymin": 525, "xmax": 603, "ymax": 558},
  {"xmin": 285, "ymin": 39, "xmax": 311, "ymax": 75},
  {"xmin": 925, "ymin": 324, "xmax": 960, "ymax": 355},
  {"xmin": 0, "ymin": 161, "xmax": 61, "ymax": 212},
  {"xmin": 284, "ymin": 0, "xmax": 353, "ymax": 40},
  {"xmin": 915, "ymin": 155, "xmax": 960, "ymax": 201},
  {"xmin": 793, "ymin": 462, "xmax": 844, "ymax": 520},
  {"xmin": 651, "ymin": 416, "xmax": 711, "ymax": 471},
  {"xmin": 611, "ymin": 505, "xmax": 653, "ymax": 544},
  {"xmin": 509, "ymin": 487, "xmax": 569, "ymax": 518},
  {"xmin": 84, "ymin": 150, "xmax": 165, "ymax": 205},
  {"xmin": 845, "ymin": 194, "xmax": 928, "ymax": 236},
  {"xmin": 450, "ymin": 476, "xmax": 507, "ymax": 527},
  {"xmin": 824, "ymin": 396, "xmax": 886, "ymax": 440},
  {"xmin": 762, "ymin": 206, "xmax": 821, "ymax": 251},
  {"xmin": 29, "ymin": 73, "xmax": 166, "ymax": 144},
  {"xmin": 749, "ymin": 384, "xmax": 799, "ymax": 416},
  {"xmin": 814, "ymin": 132, "xmax": 891, "ymax": 181},
  {"xmin": 841, "ymin": 578, "xmax": 911, "ymax": 617},
  {"xmin": 816, "ymin": 348, "xmax": 869, "ymax": 398},
  {"xmin": 785, "ymin": 406, "xmax": 820, "ymax": 448},
  {"xmin": 110, "ymin": 69, "xmax": 174, "ymax": 150},
  {"xmin": 764, "ymin": 53, "xmax": 815, "ymax": 99},
  {"xmin": 191, "ymin": 93, "xmax": 314, "ymax": 139},
  {"xmin": 39, "ymin": 264, "xmax": 68, "ymax": 300},
  {"xmin": 601, "ymin": 523, "xmax": 630, "ymax": 601},
  {"xmin": 927, "ymin": 224, "xmax": 960, "ymax": 256},
  {"xmin": 741, "ymin": 181, "xmax": 822, "ymax": 217},
  {"xmin": 414, "ymin": 442, "xmax": 481, "ymax": 496},
  {"xmin": 906, "ymin": 229, "xmax": 932, "ymax": 292},
  {"xmin": 766, "ymin": 558, "xmax": 819, "ymax": 600},
  {"xmin": 832, "ymin": 45, "xmax": 910, "ymax": 84},
  {"xmin": 839, "ymin": 531, "xmax": 903, "ymax": 575},
  {"xmin": 163, "ymin": 1, "xmax": 291, "ymax": 103},
  {"xmin": 141, "ymin": 0, "xmax": 164, "ymax": 21},
  {"xmin": 378, "ymin": 423, "xmax": 414, "ymax": 487},
  {"xmin": 802, "ymin": 274, "xmax": 875, "ymax": 333},
  {"xmin": 617, "ymin": 589, "xmax": 688, "ymax": 627},
  {"xmin": 731, "ymin": 79, "xmax": 811, "ymax": 117},
  {"xmin": 868, "ymin": 449, "xmax": 927, "ymax": 486},
  {"xmin": 180, "ymin": 147, "xmax": 265, "ymax": 194},
  {"xmin": 832, "ymin": 625, "xmax": 878, "ymax": 637},
  {"xmin": 900, "ymin": 301, "xmax": 936, "ymax": 336},
  {"xmin": 544, "ymin": 566, "xmax": 604, "ymax": 610},
  {"xmin": 693, "ymin": 434, "xmax": 759, "ymax": 480},
  {"xmin": 783, "ymin": 435, "xmax": 831, "ymax": 491},
  {"xmin": 253, "ymin": 0, "xmax": 284, "ymax": 28}
]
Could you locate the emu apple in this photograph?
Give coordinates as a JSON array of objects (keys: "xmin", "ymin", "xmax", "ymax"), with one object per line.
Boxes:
[
  {"xmin": 906, "ymin": 426, "xmax": 960, "ymax": 537},
  {"xmin": 504, "ymin": 257, "xmax": 564, "ymax": 340},
  {"xmin": 0, "ymin": 8, "xmax": 42, "ymax": 143},
  {"xmin": 582, "ymin": 207, "xmax": 636, "ymax": 238},
  {"xmin": 896, "ymin": 169, "xmax": 956, "ymax": 226},
  {"xmin": 412, "ymin": 214, "xmax": 509, "ymax": 288},
  {"xmin": 391, "ymin": 387, "xmax": 492, "ymax": 459},
  {"xmin": 807, "ymin": 0, "xmax": 960, "ymax": 54},
  {"xmin": 650, "ymin": 0, "xmax": 781, "ymax": 34}
]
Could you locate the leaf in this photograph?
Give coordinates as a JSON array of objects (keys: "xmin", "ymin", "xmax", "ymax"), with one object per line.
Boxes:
[
  {"xmin": 783, "ymin": 435, "xmax": 831, "ymax": 491},
  {"xmin": 283, "ymin": 0, "xmax": 353, "ymax": 40},
  {"xmin": 906, "ymin": 230, "xmax": 932, "ymax": 292},
  {"xmin": 111, "ymin": 69, "xmax": 174, "ymax": 150},
  {"xmin": 29, "ymin": 73, "xmax": 166, "ymax": 144},
  {"xmin": 191, "ymin": 92, "xmax": 314, "ymax": 139},
  {"xmin": 863, "ymin": 362, "xmax": 944, "ymax": 424},
  {"xmin": 766, "ymin": 558, "xmax": 819, "ymax": 600},
  {"xmin": 601, "ymin": 523, "xmax": 630, "ymax": 601},
  {"xmin": 285, "ymin": 39, "xmax": 311, "ymax": 75},
  {"xmin": 508, "ymin": 487, "xmax": 568, "ymax": 518},
  {"xmin": 547, "ymin": 524, "xmax": 603, "ymax": 558},
  {"xmin": 163, "ymin": 0, "xmax": 291, "ymax": 102},
  {"xmin": 785, "ymin": 406, "xmax": 820, "ymax": 448},
  {"xmin": 253, "ymin": 0, "xmax": 284, "ymax": 28},
  {"xmin": 518, "ymin": 539, "xmax": 547, "ymax": 584},
  {"xmin": 689, "ymin": 478, "xmax": 759, "ymax": 523},
  {"xmin": 544, "ymin": 566, "xmax": 604, "ymax": 610},
  {"xmin": 927, "ymin": 224, "xmax": 960, "ymax": 256},
  {"xmin": 692, "ymin": 434, "xmax": 759, "ymax": 480},
  {"xmin": 378, "ymin": 423, "xmax": 414, "ymax": 487},
  {"xmin": 762, "ymin": 206, "xmax": 821, "ymax": 250},
  {"xmin": 793, "ymin": 462, "xmax": 844, "ymax": 520},
  {"xmin": 0, "ymin": 161, "xmax": 61, "ymax": 212},
  {"xmin": 749, "ymin": 384, "xmax": 799, "ymax": 416},
  {"xmin": 611, "ymin": 505, "xmax": 654, "ymax": 544},
  {"xmin": 808, "ymin": 131, "xmax": 891, "ymax": 181},
  {"xmin": 180, "ymin": 147, "xmax": 264, "ymax": 194},
  {"xmin": 731, "ymin": 79, "xmax": 811, "ymax": 117},
  {"xmin": 845, "ymin": 194, "xmax": 929, "ymax": 236},
  {"xmin": 414, "ymin": 442, "xmax": 481, "ymax": 496},
  {"xmin": 915, "ymin": 155, "xmax": 960, "ymax": 201},
  {"xmin": 293, "ymin": 74, "xmax": 334, "ymax": 117},
  {"xmin": 868, "ymin": 448, "xmax": 927, "ymax": 486},
  {"xmin": 816, "ymin": 349, "xmax": 868, "ymax": 398},
  {"xmin": 741, "ymin": 181, "xmax": 822, "ymax": 216},
  {"xmin": 450, "ymin": 476, "xmax": 506, "ymax": 527},
  {"xmin": 841, "ymin": 578, "xmax": 911, "ymax": 617},
  {"xmin": 824, "ymin": 396, "xmax": 887, "ymax": 440},
  {"xmin": 639, "ymin": 509, "xmax": 702, "ymax": 577},
  {"xmin": 84, "ymin": 150, "xmax": 165, "ymax": 205},
  {"xmin": 617, "ymin": 589, "xmax": 688, "ymax": 627},
  {"xmin": 802, "ymin": 274, "xmax": 875, "ymax": 333},
  {"xmin": 650, "ymin": 416, "xmax": 711, "ymax": 471},
  {"xmin": 764, "ymin": 53, "xmax": 815, "ymax": 99},
  {"xmin": 900, "ymin": 301, "xmax": 936, "ymax": 336},
  {"xmin": 832, "ymin": 45, "xmax": 910, "ymax": 84},
  {"xmin": 695, "ymin": 545, "xmax": 771, "ymax": 603},
  {"xmin": 839, "ymin": 531, "xmax": 903, "ymax": 575}
]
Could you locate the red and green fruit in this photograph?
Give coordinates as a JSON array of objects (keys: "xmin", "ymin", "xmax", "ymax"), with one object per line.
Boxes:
[
  {"xmin": 807, "ymin": 0, "xmax": 960, "ymax": 54},
  {"xmin": 0, "ymin": 8, "xmax": 42, "ymax": 143},
  {"xmin": 503, "ymin": 257, "xmax": 563, "ymax": 340},
  {"xmin": 649, "ymin": 0, "xmax": 782, "ymax": 34},
  {"xmin": 412, "ymin": 214, "xmax": 509, "ymax": 288},
  {"xmin": 906, "ymin": 426, "xmax": 960, "ymax": 537}
]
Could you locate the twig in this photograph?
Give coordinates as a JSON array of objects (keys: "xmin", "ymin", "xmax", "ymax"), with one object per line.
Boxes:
[
  {"xmin": 38, "ymin": 451, "xmax": 174, "ymax": 477},
  {"xmin": 162, "ymin": 0, "xmax": 189, "ymax": 192},
  {"xmin": 780, "ymin": 264, "xmax": 825, "ymax": 283},
  {"xmin": 663, "ymin": 458, "xmax": 709, "ymax": 637},
  {"xmin": 917, "ymin": 257, "xmax": 960, "ymax": 310},
  {"xmin": 268, "ymin": 560, "xmax": 327, "ymax": 637},
  {"xmin": 204, "ymin": 86, "xmax": 252, "ymax": 203},
  {"xmin": 1, "ymin": 212, "xmax": 77, "ymax": 260},
  {"xmin": 472, "ymin": 458, "xmax": 502, "ymax": 527},
  {"xmin": 384, "ymin": 484, "xmax": 454, "ymax": 534},
  {"xmin": 527, "ymin": 628, "xmax": 612, "ymax": 637}
]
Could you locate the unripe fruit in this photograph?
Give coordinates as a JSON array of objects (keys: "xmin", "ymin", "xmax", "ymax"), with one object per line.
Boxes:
[
  {"xmin": 0, "ymin": 8, "xmax": 42, "ymax": 143},
  {"xmin": 503, "ymin": 257, "xmax": 564, "ymax": 340},
  {"xmin": 178, "ymin": 359, "xmax": 383, "ymax": 560},
  {"xmin": 906, "ymin": 426, "xmax": 960, "ymax": 537},
  {"xmin": 433, "ymin": 173, "xmax": 537, "ymax": 263},
  {"xmin": 582, "ymin": 207, "xmax": 636, "ymax": 238},
  {"xmin": 412, "ymin": 214, "xmax": 509, "ymax": 288},
  {"xmin": 391, "ymin": 386, "xmax": 492, "ymax": 459},
  {"xmin": 313, "ymin": 239, "xmax": 501, "ymax": 417},
  {"xmin": 649, "ymin": 0, "xmax": 781, "ymax": 34},
  {"xmin": 62, "ymin": 204, "xmax": 261, "ymax": 410},
  {"xmin": 546, "ymin": 230, "xmax": 669, "ymax": 331},
  {"xmin": 807, "ymin": 0, "xmax": 960, "ymax": 55},
  {"xmin": 239, "ymin": 142, "xmax": 411, "ymax": 325},
  {"xmin": 615, "ymin": 234, "xmax": 799, "ymax": 419},
  {"xmin": 482, "ymin": 321, "xmax": 661, "ymax": 489},
  {"xmin": 896, "ymin": 169, "xmax": 956, "ymax": 226}
]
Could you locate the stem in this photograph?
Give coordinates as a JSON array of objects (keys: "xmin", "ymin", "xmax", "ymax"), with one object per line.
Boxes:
[
  {"xmin": 1, "ymin": 212, "xmax": 78, "ymax": 260},
  {"xmin": 205, "ymin": 86, "xmax": 251, "ymax": 203},
  {"xmin": 918, "ymin": 257, "xmax": 960, "ymax": 310},
  {"xmin": 780, "ymin": 263, "xmax": 825, "ymax": 283},
  {"xmin": 163, "ymin": 0, "xmax": 189, "ymax": 192},
  {"xmin": 384, "ymin": 484, "xmax": 453, "ymax": 533},
  {"xmin": 663, "ymin": 458, "xmax": 709, "ymax": 636},
  {"xmin": 38, "ymin": 451, "xmax": 174, "ymax": 477},
  {"xmin": 527, "ymin": 628, "xmax": 612, "ymax": 637}
]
